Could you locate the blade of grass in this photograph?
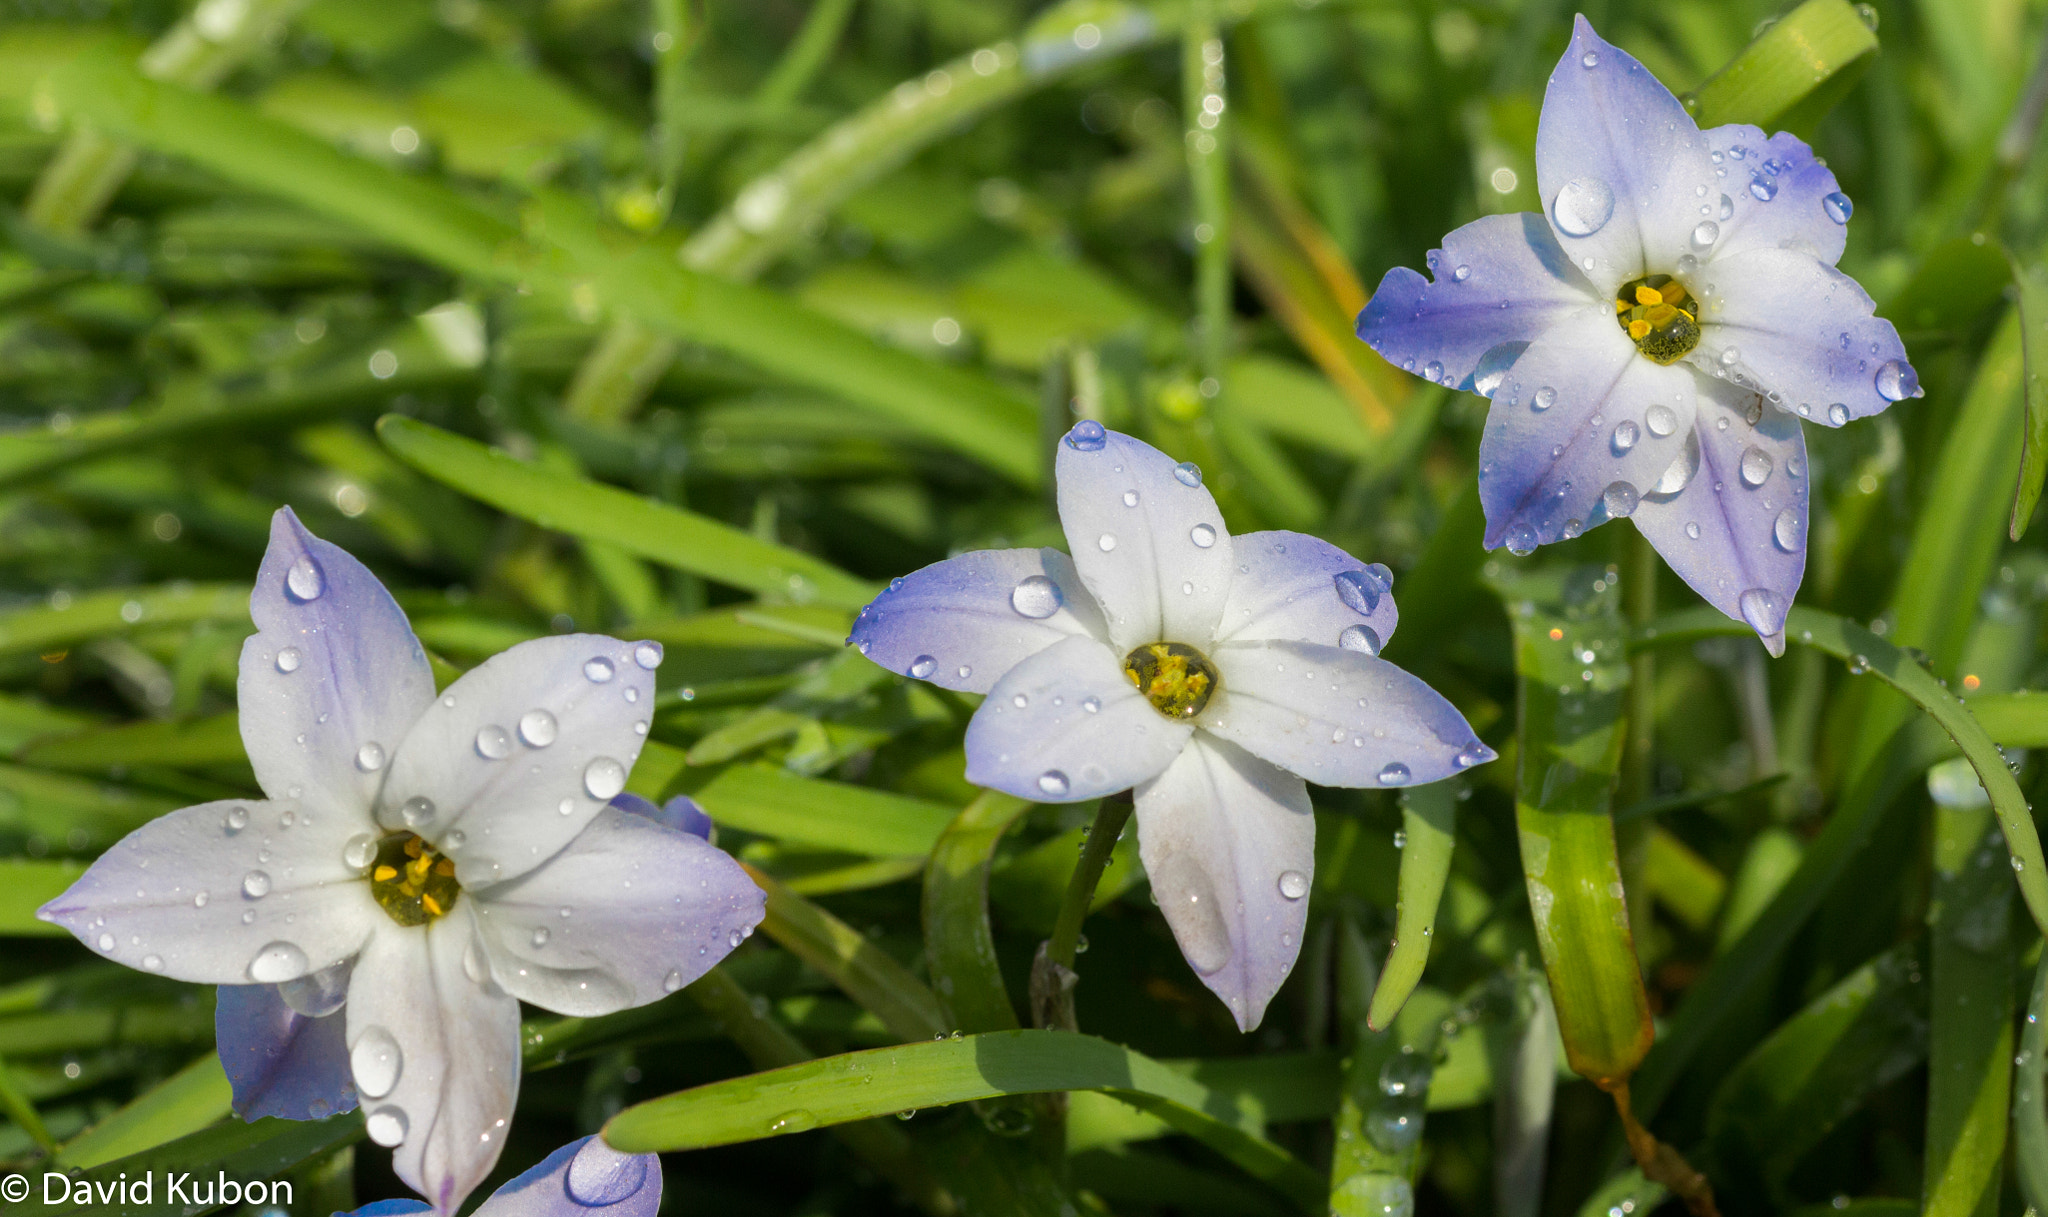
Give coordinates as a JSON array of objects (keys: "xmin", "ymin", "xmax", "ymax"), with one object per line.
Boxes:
[
  {"xmin": 924, "ymin": 792, "xmax": 1033, "ymax": 1033},
  {"xmin": 0, "ymin": 860, "xmax": 87, "ymax": 935},
  {"xmin": 56, "ymin": 1053, "xmax": 230, "ymax": 1169},
  {"xmin": 743, "ymin": 864, "xmax": 946, "ymax": 1042},
  {"xmin": 1365, "ymin": 782, "xmax": 1458, "ymax": 1030},
  {"xmin": 2016, "ymin": 949, "xmax": 2048, "ymax": 1211},
  {"xmin": 58, "ymin": 1108, "xmax": 361, "ymax": 1217},
  {"xmin": 681, "ymin": 762, "xmax": 955, "ymax": 857},
  {"xmin": 1683, "ymin": 0, "xmax": 1879, "ymax": 132},
  {"xmin": 1923, "ymin": 801, "xmax": 2015, "ymax": 1217},
  {"xmin": 2011, "ymin": 258, "xmax": 2048, "ymax": 538}
]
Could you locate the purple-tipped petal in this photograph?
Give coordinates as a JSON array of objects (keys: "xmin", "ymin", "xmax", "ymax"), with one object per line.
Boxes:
[
  {"xmin": 1699, "ymin": 125, "xmax": 1848, "ymax": 265},
  {"xmin": 611, "ymin": 791, "xmax": 716, "ymax": 841},
  {"xmin": 472, "ymin": 806, "xmax": 765, "ymax": 1017},
  {"xmin": 1357, "ymin": 212, "xmax": 1599, "ymax": 393},
  {"xmin": 963, "ymin": 634, "xmax": 1191, "ymax": 802},
  {"xmin": 848, "ymin": 548, "xmax": 1108, "ymax": 694},
  {"xmin": 1535, "ymin": 17, "xmax": 1716, "ymax": 295},
  {"xmin": 1133, "ymin": 735, "xmax": 1313, "ymax": 1031},
  {"xmin": 1056, "ymin": 426, "xmax": 1235, "ymax": 652},
  {"xmin": 1695, "ymin": 246, "xmax": 1916, "ymax": 426},
  {"xmin": 379, "ymin": 635, "xmax": 655, "ymax": 887},
  {"xmin": 240, "ymin": 508, "xmax": 435, "ymax": 819},
  {"xmin": 340, "ymin": 1202, "xmax": 434, "ymax": 1217},
  {"xmin": 1204, "ymin": 641, "xmax": 1487, "ymax": 788},
  {"xmin": 215, "ymin": 983, "xmax": 358, "ymax": 1121},
  {"xmin": 1214, "ymin": 531, "xmax": 1399, "ymax": 653},
  {"xmin": 346, "ymin": 915, "xmax": 522, "ymax": 1217},
  {"xmin": 1478, "ymin": 312, "xmax": 1699, "ymax": 550},
  {"xmin": 466, "ymin": 1136, "xmax": 662, "ymax": 1217},
  {"xmin": 35, "ymin": 797, "xmax": 378, "ymax": 985},
  {"xmin": 1632, "ymin": 384, "xmax": 1808, "ymax": 656}
]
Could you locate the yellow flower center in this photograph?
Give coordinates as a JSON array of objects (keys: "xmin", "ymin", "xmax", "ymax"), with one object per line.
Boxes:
[
  {"xmin": 1614, "ymin": 274, "xmax": 1700, "ymax": 365},
  {"xmin": 1123, "ymin": 642, "xmax": 1219, "ymax": 719},
  {"xmin": 370, "ymin": 833, "xmax": 461, "ymax": 926}
]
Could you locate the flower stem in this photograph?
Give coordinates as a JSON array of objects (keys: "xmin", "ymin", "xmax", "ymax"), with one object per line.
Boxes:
[
  {"xmin": 1045, "ymin": 793, "xmax": 1134, "ymax": 972},
  {"xmin": 1619, "ymin": 528, "xmax": 1657, "ymax": 964}
]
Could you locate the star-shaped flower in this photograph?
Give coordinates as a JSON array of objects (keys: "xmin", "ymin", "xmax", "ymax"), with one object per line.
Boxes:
[
  {"xmin": 342, "ymin": 1134, "xmax": 660, "ymax": 1217},
  {"xmin": 1356, "ymin": 16, "xmax": 1917, "ymax": 655},
  {"xmin": 850, "ymin": 421, "xmax": 1490, "ymax": 1030},
  {"xmin": 38, "ymin": 509, "xmax": 764, "ymax": 1215}
]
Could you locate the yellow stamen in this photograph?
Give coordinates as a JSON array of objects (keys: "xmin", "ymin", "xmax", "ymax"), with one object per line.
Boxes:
[
  {"xmin": 1634, "ymin": 284, "xmax": 1663, "ymax": 306},
  {"xmin": 1628, "ymin": 319, "xmax": 1652, "ymax": 340},
  {"xmin": 374, "ymin": 865, "xmax": 398, "ymax": 882}
]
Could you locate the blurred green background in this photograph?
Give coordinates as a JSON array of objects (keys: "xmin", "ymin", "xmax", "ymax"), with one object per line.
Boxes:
[{"xmin": 0, "ymin": 0, "xmax": 2046, "ymax": 1213}]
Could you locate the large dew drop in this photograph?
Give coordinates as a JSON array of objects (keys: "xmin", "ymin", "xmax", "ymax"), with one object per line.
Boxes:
[
  {"xmin": 1645, "ymin": 404, "xmax": 1678, "ymax": 437},
  {"xmin": 355, "ymin": 741, "xmax": 386, "ymax": 772},
  {"xmin": 908, "ymin": 655, "xmax": 937, "ymax": 679},
  {"xmin": 583, "ymin": 757, "xmax": 627, "ymax": 800},
  {"xmin": 351, "ymin": 1025, "xmax": 403, "ymax": 1099},
  {"xmin": 1739, "ymin": 587, "xmax": 1785, "ymax": 636},
  {"xmin": 474, "ymin": 725, "xmax": 512, "ymax": 760},
  {"xmin": 248, "ymin": 941, "xmax": 310, "ymax": 984},
  {"xmin": 1773, "ymin": 508, "xmax": 1803, "ymax": 552},
  {"xmin": 1010, "ymin": 575, "xmax": 1063, "ymax": 619},
  {"xmin": 1875, "ymin": 360, "xmax": 1918, "ymax": 401},
  {"xmin": 275, "ymin": 647, "xmax": 301, "ymax": 674},
  {"xmin": 519, "ymin": 709, "xmax": 558, "ymax": 747},
  {"xmin": 584, "ymin": 656, "xmax": 616, "ymax": 683},
  {"xmin": 633, "ymin": 641, "xmax": 664, "ymax": 670},
  {"xmin": 1551, "ymin": 178, "xmax": 1614, "ymax": 237},
  {"xmin": 1823, "ymin": 191, "xmax": 1853, "ymax": 223},
  {"xmin": 1531, "ymin": 386, "xmax": 1557, "ymax": 412},
  {"xmin": 1611, "ymin": 420, "xmax": 1639, "ymax": 453},
  {"xmin": 285, "ymin": 556, "xmax": 325, "ymax": 602},
  {"xmin": 1338, "ymin": 624, "xmax": 1382, "ymax": 655},
  {"xmin": 1333, "ymin": 568, "xmax": 1386, "ymax": 615},
  {"xmin": 1749, "ymin": 173, "xmax": 1778, "ymax": 202},
  {"xmin": 1739, "ymin": 446, "xmax": 1773, "ymax": 487},
  {"xmin": 567, "ymin": 1137, "xmax": 651, "ymax": 1206},
  {"xmin": 1827, "ymin": 402, "xmax": 1850, "ymax": 426},
  {"xmin": 1037, "ymin": 770, "xmax": 1070, "ymax": 797},
  {"xmin": 365, "ymin": 1107, "xmax": 409, "ymax": 1147},
  {"xmin": 1277, "ymin": 870, "xmax": 1309, "ymax": 900},
  {"xmin": 1172, "ymin": 461, "xmax": 1203, "ymax": 487},
  {"xmin": 343, "ymin": 833, "xmax": 377, "ymax": 871},
  {"xmin": 1190, "ymin": 524, "xmax": 1217, "ymax": 549},
  {"xmin": 1602, "ymin": 482, "xmax": 1640, "ymax": 518},
  {"xmin": 242, "ymin": 869, "xmax": 272, "ymax": 899},
  {"xmin": 1503, "ymin": 523, "xmax": 1538, "ymax": 556},
  {"xmin": 1064, "ymin": 420, "xmax": 1108, "ymax": 451}
]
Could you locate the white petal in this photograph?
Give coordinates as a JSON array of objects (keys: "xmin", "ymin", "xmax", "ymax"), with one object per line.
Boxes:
[
  {"xmin": 1056, "ymin": 427, "xmax": 1235, "ymax": 651},
  {"xmin": 36, "ymin": 797, "xmax": 379, "ymax": 985},
  {"xmin": 240, "ymin": 508, "xmax": 435, "ymax": 819},
  {"xmin": 963, "ymin": 634, "xmax": 1190, "ymax": 802},
  {"xmin": 1202, "ymin": 641, "xmax": 1487, "ymax": 788},
  {"xmin": 347, "ymin": 914, "xmax": 521, "ymax": 1217},
  {"xmin": 847, "ymin": 547, "xmax": 1108, "ymax": 693},
  {"xmin": 380, "ymin": 635, "xmax": 656, "ymax": 887},
  {"xmin": 472, "ymin": 807, "xmax": 766, "ymax": 1017},
  {"xmin": 1214, "ymin": 530, "xmax": 1399, "ymax": 652},
  {"xmin": 1133, "ymin": 735, "xmax": 1314, "ymax": 1031}
]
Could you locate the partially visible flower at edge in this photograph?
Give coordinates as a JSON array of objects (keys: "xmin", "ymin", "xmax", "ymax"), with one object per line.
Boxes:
[
  {"xmin": 37, "ymin": 508, "xmax": 764, "ymax": 1215},
  {"xmin": 1356, "ymin": 15, "xmax": 1918, "ymax": 656},
  {"xmin": 340, "ymin": 1134, "xmax": 659, "ymax": 1217},
  {"xmin": 849, "ymin": 421, "xmax": 1491, "ymax": 1031}
]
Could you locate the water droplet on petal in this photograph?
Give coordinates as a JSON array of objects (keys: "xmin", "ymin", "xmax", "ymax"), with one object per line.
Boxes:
[
  {"xmin": 1739, "ymin": 587, "xmax": 1785, "ymax": 635},
  {"xmin": 583, "ymin": 757, "xmax": 627, "ymax": 800},
  {"xmin": 1686, "ymin": 521, "xmax": 1701, "ymax": 539},
  {"xmin": 1718, "ymin": 192, "xmax": 1735, "ymax": 221},
  {"xmin": 519, "ymin": 709, "xmax": 558, "ymax": 747},
  {"xmin": 1531, "ymin": 385, "xmax": 1556, "ymax": 411},
  {"xmin": 242, "ymin": 870, "xmax": 272, "ymax": 898},
  {"xmin": 1334, "ymin": 568, "xmax": 1387, "ymax": 614},
  {"xmin": 1378, "ymin": 762, "xmax": 1412, "ymax": 786},
  {"xmin": 1452, "ymin": 264, "xmax": 1471, "ymax": 282},
  {"xmin": 1064, "ymin": 420, "xmax": 1107, "ymax": 451},
  {"xmin": 1611, "ymin": 420, "xmax": 1639, "ymax": 453},
  {"xmin": 1740, "ymin": 446, "xmax": 1773, "ymax": 486},
  {"xmin": 1749, "ymin": 173, "xmax": 1778, "ymax": 201},
  {"xmin": 1278, "ymin": 870, "xmax": 1309, "ymax": 900},
  {"xmin": 1602, "ymin": 482, "xmax": 1640, "ymax": 518},
  {"xmin": 224, "ymin": 806, "xmax": 249, "ymax": 832},
  {"xmin": 97, "ymin": 933, "xmax": 115, "ymax": 952},
  {"xmin": 1097, "ymin": 533, "xmax": 1117, "ymax": 551},
  {"xmin": 633, "ymin": 641, "xmax": 664, "ymax": 669},
  {"xmin": 584, "ymin": 657, "xmax": 616, "ymax": 683},
  {"xmin": 909, "ymin": 655, "xmax": 937, "ymax": 679},
  {"xmin": 1875, "ymin": 360, "xmax": 1917, "ymax": 401},
  {"xmin": 355, "ymin": 741, "xmax": 386, "ymax": 772},
  {"xmin": 1339, "ymin": 624, "xmax": 1382, "ymax": 655},
  {"xmin": 1823, "ymin": 191, "xmax": 1853, "ymax": 223},
  {"xmin": 275, "ymin": 647, "xmax": 301, "ymax": 673},
  {"xmin": 1774, "ymin": 508, "xmax": 1803, "ymax": 551},
  {"xmin": 1551, "ymin": 177, "xmax": 1615, "ymax": 237},
  {"xmin": 1038, "ymin": 770, "xmax": 1070, "ymax": 797},
  {"xmin": 567, "ymin": 1136, "xmax": 651, "ymax": 1206},
  {"xmin": 1172, "ymin": 461, "xmax": 1203, "ymax": 487},
  {"xmin": 663, "ymin": 969, "xmax": 684, "ymax": 992},
  {"xmin": 343, "ymin": 834, "xmax": 377, "ymax": 871},
  {"xmin": 351, "ymin": 1026, "xmax": 403, "ymax": 1098},
  {"xmin": 249, "ymin": 941, "xmax": 309, "ymax": 983},
  {"xmin": 1190, "ymin": 523, "xmax": 1217, "ymax": 548},
  {"xmin": 285, "ymin": 556, "xmax": 325, "ymax": 602},
  {"xmin": 1082, "ymin": 696, "xmax": 1101, "ymax": 713},
  {"xmin": 1690, "ymin": 220, "xmax": 1718, "ymax": 250},
  {"xmin": 401, "ymin": 796, "xmax": 435, "ymax": 828},
  {"xmin": 1828, "ymin": 402, "xmax": 1850, "ymax": 425},
  {"xmin": 475, "ymin": 725, "xmax": 512, "ymax": 760},
  {"xmin": 1504, "ymin": 524, "xmax": 1538, "ymax": 556},
  {"xmin": 1423, "ymin": 360, "xmax": 1444, "ymax": 383},
  {"xmin": 1580, "ymin": 50, "xmax": 1598, "ymax": 67},
  {"xmin": 1010, "ymin": 575, "xmax": 1063, "ymax": 619},
  {"xmin": 366, "ymin": 1107, "xmax": 408, "ymax": 1147}
]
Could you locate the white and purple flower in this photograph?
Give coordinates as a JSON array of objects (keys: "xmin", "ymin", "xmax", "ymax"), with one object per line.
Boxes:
[
  {"xmin": 342, "ymin": 1134, "xmax": 660, "ymax": 1217},
  {"xmin": 1357, "ymin": 16, "xmax": 1917, "ymax": 655},
  {"xmin": 38, "ymin": 509, "xmax": 764, "ymax": 1215},
  {"xmin": 850, "ymin": 422, "xmax": 1489, "ymax": 1030}
]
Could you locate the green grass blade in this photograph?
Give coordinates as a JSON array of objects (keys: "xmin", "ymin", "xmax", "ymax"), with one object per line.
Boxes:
[
  {"xmin": 2016, "ymin": 949, "xmax": 2048, "ymax": 1210},
  {"xmin": 54, "ymin": 1111, "xmax": 361, "ymax": 1217},
  {"xmin": 0, "ymin": 584, "xmax": 248, "ymax": 661},
  {"xmin": 1685, "ymin": 0, "xmax": 1879, "ymax": 131},
  {"xmin": 377, "ymin": 416, "xmax": 876, "ymax": 609},
  {"xmin": 1502, "ymin": 567, "xmax": 1651, "ymax": 1084},
  {"xmin": 745, "ymin": 865, "xmax": 946, "ymax": 1042},
  {"xmin": 1365, "ymin": 782, "xmax": 1458, "ymax": 1031},
  {"xmin": 2012, "ymin": 258, "xmax": 2048, "ymax": 538},
  {"xmin": 17, "ymin": 712, "xmax": 244, "ymax": 773},
  {"xmin": 605, "ymin": 1028, "xmax": 1325, "ymax": 1211},
  {"xmin": 0, "ymin": 860, "xmax": 86, "ymax": 935},
  {"xmin": 56, "ymin": 1053, "xmax": 230, "ymax": 1169},
  {"xmin": 682, "ymin": 762, "xmax": 954, "ymax": 857},
  {"xmin": 923, "ymin": 792, "xmax": 1033, "ymax": 1032},
  {"xmin": 1923, "ymin": 802, "xmax": 2016, "ymax": 1217}
]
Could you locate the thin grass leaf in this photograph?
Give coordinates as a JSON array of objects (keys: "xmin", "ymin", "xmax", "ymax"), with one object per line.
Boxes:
[
  {"xmin": 0, "ymin": 860, "xmax": 86, "ymax": 935},
  {"xmin": 1923, "ymin": 802, "xmax": 2016, "ymax": 1217},
  {"xmin": 923, "ymin": 791, "xmax": 1033, "ymax": 1033},
  {"xmin": 681, "ymin": 762, "xmax": 954, "ymax": 857},
  {"xmin": 1685, "ymin": 0, "xmax": 1879, "ymax": 132},
  {"xmin": 1365, "ymin": 782, "xmax": 1457, "ymax": 1030},
  {"xmin": 2012, "ymin": 258, "xmax": 2048, "ymax": 538},
  {"xmin": 56, "ymin": 1053, "xmax": 230, "ymax": 1169},
  {"xmin": 743, "ymin": 864, "xmax": 946, "ymax": 1042},
  {"xmin": 2016, "ymin": 949, "xmax": 2048, "ymax": 1211},
  {"xmin": 0, "ymin": 584, "xmax": 248, "ymax": 662}
]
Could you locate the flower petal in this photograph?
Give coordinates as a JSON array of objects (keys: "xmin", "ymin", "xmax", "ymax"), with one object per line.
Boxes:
[
  {"xmin": 610, "ymin": 791, "xmax": 715, "ymax": 841},
  {"xmin": 472, "ymin": 806, "xmax": 765, "ymax": 1017},
  {"xmin": 1203, "ymin": 641, "xmax": 1489, "ymax": 787},
  {"xmin": 240, "ymin": 508, "xmax": 435, "ymax": 819},
  {"xmin": 1695, "ymin": 245, "xmax": 1916, "ymax": 426},
  {"xmin": 1699, "ymin": 125, "xmax": 1848, "ymax": 265},
  {"xmin": 347, "ymin": 914, "xmax": 522, "ymax": 1217},
  {"xmin": 1214, "ymin": 531, "xmax": 1399, "ymax": 654},
  {"xmin": 468, "ymin": 1136, "xmax": 662, "ymax": 1217},
  {"xmin": 35, "ymin": 797, "xmax": 379, "ymax": 985},
  {"xmin": 215, "ymin": 983, "xmax": 358, "ymax": 1121},
  {"xmin": 1535, "ymin": 17, "xmax": 1716, "ymax": 295},
  {"xmin": 379, "ymin": 635, "xmax": 657, "ymax": 887},
  {"xmin": 963, "ymin": 634, "xmax": 1191, "ymax": 802},
  {"xmin": 1056, "ymin": 426, "xmax": 1235, "ymax": 651},
  {"xmin": 1631, "ymin": 384, "xmax": 1808, "ymax": 656},
  {"xmin": 1357, "ymin": 212, "xmax": 1599, "ymax": 393},
  {"xmin": 1132, "ymin": 735, "xmax": 1313, "ymax": 1031},
  {"xmin": 340, "ymin": 1202, "xmax": 433, "ymax": 1217},
  {"xmin": 1479, "ymin": 312, "xmax": 1700, "ymax": 549},
  {"xmin": 847, "ymin": 548, "xmax": 1108, "ymax": 693}
]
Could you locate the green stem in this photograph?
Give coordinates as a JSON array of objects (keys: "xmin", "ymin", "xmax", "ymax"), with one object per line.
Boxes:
[{"xmin": 1045, "ymin": 793, "xmax": 1134, "ymax": 971}]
